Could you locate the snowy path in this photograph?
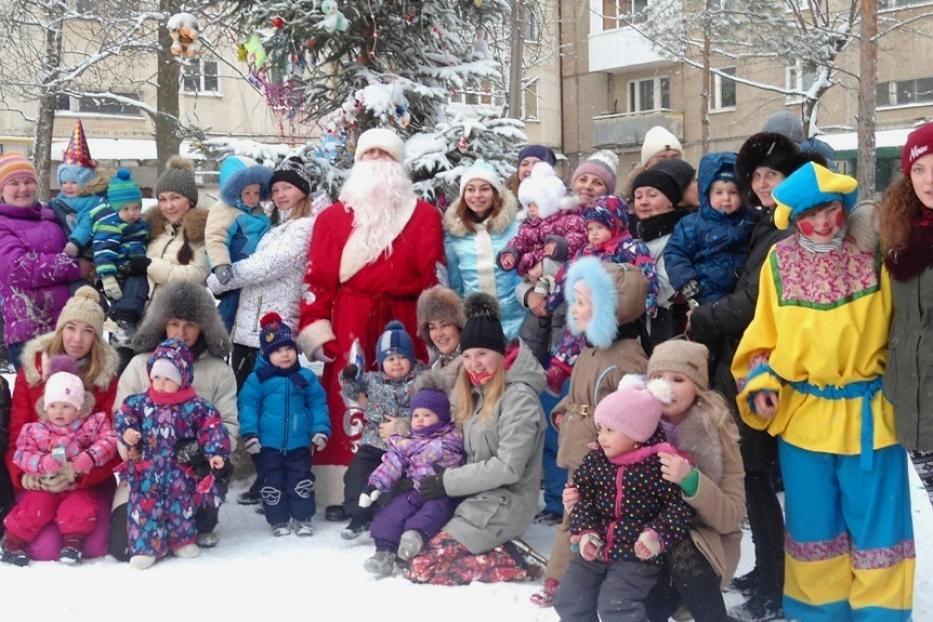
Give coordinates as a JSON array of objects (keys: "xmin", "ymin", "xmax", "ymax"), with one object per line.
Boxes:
[{"xmin": 1, "ymin": 466, "xmax": 931, "ymax": 620}]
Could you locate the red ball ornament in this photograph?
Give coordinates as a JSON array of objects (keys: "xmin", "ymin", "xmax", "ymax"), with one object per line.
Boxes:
[
  {"xmin": 272, "ymin": 15, "xmax": 285, "ymax": 29},
  {"xmin": 305, "ymin": 37, "xmax": 317, "ymax": 49}
]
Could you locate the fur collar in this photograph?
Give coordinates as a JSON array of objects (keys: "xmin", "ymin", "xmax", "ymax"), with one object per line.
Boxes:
[
  {"xmin": 444, "ymin": 189, "xmax": 519, "ymax": 237},
  {"xmin": 668, "ymin": 406, "xmax": 724, "ymax": 484},
  {"xmin": 79, "ymin": 167, "xmax": 113, "ymax": 198},
  {"xmin": 21, "ymin": 332, "xmax": 119, "ymax": 390},
  {"xmin": 146, "ymin": 206, "xmax": 208, "ymax": 244}
]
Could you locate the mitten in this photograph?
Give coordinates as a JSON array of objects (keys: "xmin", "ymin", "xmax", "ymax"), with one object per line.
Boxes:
[
  {"xmin": 63, "ymin": 241, "xmax": 80, "ymax": 257},
  {"xmin": 577, "ymin": 532, "xmax": 604, "ymax": 561},
  {"xmin": 243, "ymin": 435, "xmax": 261, "ymax": 455},
  {"xmin": 212, "ymin": 264, "xmax": 234, "ymax": 285},
  {"xmin": 679, "ymin": 279, "xmax": 700, "ymax": 301},
  {"xmin": 635, "ymin": 529, "xmax": 661, "ymax": 559},
  {"xmin": 358, "ymin": 485, "xmax": 381, "ymax": 508},
  {"xmin": 419, "ymin": 468, "xmax": 447, "ymax": 499},
  {"xmin": 311, "ymin": 433, "xmax": 328, "ymax": 451},
  {"xmin": 72, "ymin": 451, "xmax": 95, "ymax": 475},
  {"xmin": 396, "ymin": 478, "xmax": 415, "ymax": 493},
  {"xmin": 128, "ymin": 255, "xmax": 151, "ymax": 276},
  {"xmin": 40, "ymin": 454, "xmax": 63, "ymax": 474},
  {"xmin": 341, "ymin": 364, "xmax": 360, "ymax": 382},
  {"xmin": 101, "ymin": 276, "xmax": 123, "ymax": 301},
  {"xmin": 174, "ymin": 438, "xmax": 204, "ymax": 466}
]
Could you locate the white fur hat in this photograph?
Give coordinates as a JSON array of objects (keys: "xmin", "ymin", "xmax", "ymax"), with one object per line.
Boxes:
[
  {"xmin": 459, "ymin": 160, "xmax": 503, "ymax": 197},
  {"xmin": 354, "ymin": 128, "xmax": 406, "ymax": 164},
  {"xmin": 517, "ymin": 162, "xmax": 567, "ymax": 219},
  {"xmin": 641, "ymin": 126, "xmax": 684, "ymax": 165}
]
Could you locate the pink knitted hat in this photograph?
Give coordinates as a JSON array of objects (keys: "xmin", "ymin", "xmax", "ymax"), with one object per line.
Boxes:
[
  {"xmin": 594, "ymin": 375, "xmax": 672, "ymax": 442},
  {"xmin": 43, "ymin": 356, "xmax": 85, "ymax": 412}
]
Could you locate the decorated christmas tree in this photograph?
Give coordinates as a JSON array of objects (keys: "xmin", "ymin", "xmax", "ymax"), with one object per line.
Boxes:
[{"xmin": 212, "ymin": 0, "xmax": 526, "ymax": 201}]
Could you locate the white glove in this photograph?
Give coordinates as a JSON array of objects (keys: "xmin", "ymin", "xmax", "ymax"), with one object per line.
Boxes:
[
  {"xmin": 243, "ymin": 436, "xmax": 262, "ymax": 455},
  {"xmin": 311, "ymin": 433, "xmax": 328, "ymax": 451},
  {"xmin": 312, "ymin": 347, "xmax": 335, "ymax": 363},
  {"xmin": 101, "ymin": 275, "xmax": 123, "ymax": 301},
  {"xmin": 358, "ymin": 488, "xmax": 381, "ymax": 508},
  {"xmin": 578, "ymin": 532, "xmax": 604, "ymax": 561},
  {"xmin": 635, "ymin": 530, "xmax": 661, "ymax": 559}
]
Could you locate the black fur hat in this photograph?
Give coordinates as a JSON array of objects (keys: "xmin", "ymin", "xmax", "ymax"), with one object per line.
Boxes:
[
  {"xmin": 735, "ymin": 132, "xmax": 801, "ymax": 204},
  {"xmin": 133, "ymin": 281, "xmax": 231, "ymax": 358},
  {"xmin": 460, "ymin": 293, "xmax": 506, "ymax": 354},
  {"xmin": 416, "ymin": 285, "xmax": 466, "ymax": 344}
]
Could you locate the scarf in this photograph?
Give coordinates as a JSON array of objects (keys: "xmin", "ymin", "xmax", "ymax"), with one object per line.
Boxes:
[
  {"xmin": 797, "ymin": 226, "xmax": 846, "ymax": 254},
  {"xmin": 148, "ymin": 385, "xmax": 198, "ymax": 405},
  {"xmin": 633, "ymin": 210, "xmax": 685, "ymax": 243},
  {"xmin": 257, "ymin": 360, "xmax": 309, "ymax": 389}
]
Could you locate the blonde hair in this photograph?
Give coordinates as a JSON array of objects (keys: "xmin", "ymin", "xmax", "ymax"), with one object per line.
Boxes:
[
  {"xmin": 45, "ymin": 332, "xmax": 108, "ymax": 390},
  {"xmin": 453, "ymin": 362, "xmax": 507, "ymax": 427},
  {"xmin": 693, "ymin": 386, "xmax": 740, "ymax": 444}
]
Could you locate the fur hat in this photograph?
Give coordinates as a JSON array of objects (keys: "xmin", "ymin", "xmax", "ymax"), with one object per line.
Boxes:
[
  {"xmin": 56, "ymin": 286, "xmax": 106, "ymax": 336},
  {"xmin": 641, "ymin": 126, "xmax": 683, "ymax": 165},
  {"xmin": 572, "ymin": 150, "xmax": 619, "ymax": 193},
  {"xmin": 517, "ymin": 144, "xmax": 557, "ymax": 168},
  {"xmin": 107, "ymin": 168, "xmax": 143, "ymax": 210},
  {"xmin": 594, "ymin": 375, "xmax": 672, "ymax": 442},
  {"xmin": 147, "ymin": 338, "xmax": 194, "ymax": 389},
  {"xmin": 43, "ymin": 355, "xmax": 86, "ymax": 411},
  {"xmin": 518, "ymin": 162, "xmax": 567, "ymax": 219},
  {"xmin": 270, "ymin": 156, "xmax": 311, "ymax": 197},
  {"xmin": 459, "ymin": 160, "xmax": 503, "ymax": 197},
  {"xmin": 219, "ymin": 156, "xmax": 273, "ymax": 207},
  {"xmin": 902, "ymin": 121, "xmax": 933, "ymax": 174},
  {"xmin": 0, "ymin": 153, "xmax": 38, "ymax": 191},
  {"xmin": 771, "ymin": 161, "xmax": 858, "ymax": 230},
  {"xmin": 410, "ymin": 371, "xmax": 451, "ymax": 425},
  {"xmin": 761, "ymin": 111, "xmax": 805, "ymax": 145},
  {"xmin": 647, "ymin": 340, "xmax": 710, "ymax": 390},
  {"xmin": 416, "ymin": 285, "xmax": 465, "ymax": 345},
  {"xmin": 735, "ymin": 132, "xmax": 801, "ymax": 203},
  {"xmin": 259, "ymin": 312, "xmax": 296, "ymax": 359},
  {"xmin": 565, "ymin": 257, "xmax": 649, "ymax": 349},
  {"xmin": 460, "ymin": 292, "xmax": 506, "ymax": 354},
  {"xmin": 355, "ymin": 128, "xmax": 406, "ymax": 164},
  {"xmin": 376, "ymin": 320, "xmax": 415, "ymax": 367},
  {"xmin": 583, "ymin": 195, "xmax": 629, "ymax": 235},
  {"xmin": 155, "ymin": 155, "xmax": 198, "ymax": 206},
  {"xmin": 133, "ymin": 280, "xmax": 231, "ymax": 358}
]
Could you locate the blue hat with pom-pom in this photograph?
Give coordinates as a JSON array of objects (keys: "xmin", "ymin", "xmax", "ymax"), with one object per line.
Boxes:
[
  {"xmin": 376, "ymin": 320, "xmax": 415, "ymax": 367},
  {"xmin": 107, "ymin": 168, "xmax": 142, "ymax": 210}
]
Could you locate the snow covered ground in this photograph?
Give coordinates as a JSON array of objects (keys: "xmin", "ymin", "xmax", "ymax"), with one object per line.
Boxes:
[{"xmin": 2, "ymin": 465, "xmax": 931, "ymax": 620}]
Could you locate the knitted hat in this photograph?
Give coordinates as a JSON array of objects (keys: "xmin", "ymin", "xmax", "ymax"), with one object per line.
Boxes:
[
  {"xmin": 518, "ymin": 162, "xmax": 567, "ymax": 219},
  {"xmin": 259, "ymin": 312, "xmax": 297, "ymax": 359},
  {"xmin": 632, "ymin": 167, "xmax": 683, "ymax": 207},
  {"xmin": 460, "ymin": 292, "xmax": 506, "ymax": 354},
  {"xmin": 270, "ymin": 156, "xmax": 312, "ymax": 197},
  {"xmin": 354, "ymin": 128, "xmax": 406, "ymax": 164},
  {"xmin": 0, "ymin": 153, "xmax": 38, "ymax": 191},
  {"xmin": 902, "ymin": 122, "xmax": 933, "ymax": 173},
  {"xmin": 654, "ymin": 159, "xmax": 696, "ymax": 193},
  {"xmin": 647, "ymin": 340, "xmax": 710, "ymax": 390},
  {"xmin": 640, "ymin": 126, "xmax": 684, "ymax": 165},
  {"xmin": 376, "ymin": 320, "xmax": 415, "ymax": 367},
  {"xmin": 154, "ymin": 155, "xmax": 198, "ymax": 206},
  {"xmin": 583, "ymin": 195, "xmax": 629, "ymax": 236},
  {"xmin": 55, "ymin": 286, "xmax": 106, "ymax": 336},
  {"xmin": 57, "ymin": 120, "xmax": 96, "ymax": 187},
  {"xmin": 146, "ymin": 338, "xmax": 194, "ymax": 389},
  {"xmin": 772, "ymin": 162, "xmax": 858, "ymax": 230},
  {"xmin": 594, "ymin": 375, "xmax": 672, "ymax": 442},
  {"xmin": 43, "ymin": 356, "xmax": 86, "ymax": 411},
  {"xmin": 761, "ymin": 111, "xmax": 805, "ymax": 145},
  {"xmin": 517, "ymin": 144, "xmax": 557, "ymax": 168},
  {"xmin": 459, "ymin": 160, "xmax": 503, "ymax": 197},
  {"xmin": 219, "ymin": 155, "xmax": 273, "ymax": 207},
  {"xmin": 735, "ymin": 132, "xmax": 801, "ymax": 202},
  {"xmin": 572, "ymin": 150, "xmax": 619, "ymax": 193},
  {"xmin": 565, "ymin": 257, "xmax": 649, "ymax": 348},
  {"xmin": 107, "ymin": 168, "xmax": 143, "ymax": 210},
  {"xmin": 416, "ymin": 285, "xmax": 465, "ymax": 344}
]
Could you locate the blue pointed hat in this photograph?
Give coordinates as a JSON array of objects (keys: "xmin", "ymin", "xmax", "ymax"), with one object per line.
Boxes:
[{"xmin": 772, "ymin": 162, "xmax": 858, "ymax": 230}]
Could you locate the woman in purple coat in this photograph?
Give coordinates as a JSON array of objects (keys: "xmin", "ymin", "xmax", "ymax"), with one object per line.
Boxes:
[{"xmin": 0, "ymin": 154, "xmax": 94, "ymax": 368}]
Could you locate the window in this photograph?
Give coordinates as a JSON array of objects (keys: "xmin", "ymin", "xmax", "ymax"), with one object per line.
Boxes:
[
  {"xmin": 602, "ymin": 0, "xmax": 649, "ymax": 30},
  {"xmin": 56, "ymin": 92, "xmax": 140, "ymax": 116},
  {"xmin": 182, "ymin": 59, "xmax": 219, "ymax": 94},
  {"xmin": 522, "ymin": 7, "xmax": 538, "ymax": 41},
  {"xmin": 54, "ymin": 93, "xmax": 72, "ymax": 112},
  {"xmin": 627, "ymin": 77, "xmax": 670, "ymax": 113},
  {"xmin": 880, "ymin": 0, "xmax": 933, "ymax": 9},
  {"xmin": 522, "ymin": 80, "xmax": 539, "ymax": 120},
  {"xmin": 718, "ymin": 0, "xmax": 738, "ymax": 9},
  {"xmin": 786, "ymin": 60, "xmax": 818, "ymax": 103},
  {"xmin": 711, "ymin": 67, "xmax": 737, "ymax": 110},
  {"xmin": 877, "ymin": 77, "xmax": 933, "ymax": 108},
  {"xmin": 449, "ymin": 80, "xmax": 500, "ymax": 107},
  {"xmin": 75, "ymin": 0, "xmax": 91, "ymax": 12}
]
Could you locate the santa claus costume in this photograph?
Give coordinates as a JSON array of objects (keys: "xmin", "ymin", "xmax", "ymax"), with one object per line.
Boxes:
[{"xmin": 298, "ymin": 129, "xmax": 445, "ymax": 504}]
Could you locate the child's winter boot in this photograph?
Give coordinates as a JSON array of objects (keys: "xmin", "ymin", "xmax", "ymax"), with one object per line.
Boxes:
[
  {"xmin": 129, "ymin": 555, "xmax": 156, "ymax": 570},
  {"xmin": 397, "ymin": 530, "xmax": 424, "ymax": 561},
  {"xmin": 173, "ymin": 543, "xmax": 200, "ymax": 559},
  {"xmin": 364, "ymin": 550, "xmax": 396, "ymax": 576}
]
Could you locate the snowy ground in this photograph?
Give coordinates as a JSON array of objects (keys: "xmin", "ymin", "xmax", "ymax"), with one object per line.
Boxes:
[{"xmin": 2, "ymin": 465, "xmax": 931, "ymax": 620}]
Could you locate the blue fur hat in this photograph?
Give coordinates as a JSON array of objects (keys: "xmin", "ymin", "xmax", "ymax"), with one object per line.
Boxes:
[
  {"xmin": 566, "ymin": 256, "xmax": 648, "ymax": 349},
  {"xmin": 219, "ymin": 156, "xmax": 273, "ymax": 208},
  {"xmin": 57, "ymin": 163, "xmax": 96, "ymax": 188}
]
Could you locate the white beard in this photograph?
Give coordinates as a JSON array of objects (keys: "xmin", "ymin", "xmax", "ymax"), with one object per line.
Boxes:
[{"xmin": 339, "ymin": 160, "xmax": 416, "ymax": 264}]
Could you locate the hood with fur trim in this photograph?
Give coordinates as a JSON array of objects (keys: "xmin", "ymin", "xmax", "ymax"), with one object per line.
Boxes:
[
  {"xmin": 145, "ymin": 205, "xmax": 208, "ymax": 244},
  {"xmin": 76, "ymin": 166, "xmax": 113, "ymax": 198},
  {"xmin": 133, "ymin": 280, "xmax": 231, "ymax": 358},
  {"xmin": 444, "ymin": 187, "xmax": 519, "ymax": 237},
  {"xmin": 671, "ymin": 405, "xmax": 724, "ymax": 485},
  {"xmin": 21, "ymin": 331, "xmax": 119, "ymax": 391},
  {"xmin": 219, "ymin": 162, "xmax": 273, "ymax": 208},
  {"xmin": 565, "ymin": 257, "xmax": 649, "ymax": 349}
]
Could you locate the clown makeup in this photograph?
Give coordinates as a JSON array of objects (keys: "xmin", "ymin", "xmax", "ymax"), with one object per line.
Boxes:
[
  {"xmin": 46, "ymin": 402, "xmax": 80, "ymax": 427},
  {"xmin": 572, "ymin": 281, "xmax": 594, "ymax": 333},
  {"xmin": 382, "ymin": 353, "xmax": 412, "ymax": 380},
  {"xmin": 597, "ymin": 424, "xmax": 637, "ymax": 459},
  {"xmin": 910, "ymin": 152, "xmax": 933, "ymax": 210},
  {"xmin": 796, "ymin": 201, "xmax": 845, "ymax": 244},
  {"xmin": 411, "ymin": 407, "xmax": 441, "ymax": 431},
  {"xmin": 633, "ymin": 186, "xmax": 674, "ymax": 220},
  {"xmin": 709, "ymin": 180, "xmax": 741, "ymax": 214},
  {"xmin": 428, "ymin": 321, "xmax": 460, "ymax": 356},
  {"xmin": 751, "ymin": 167, "xmax": 785, "ymax": 208},
  {"xmin": 573, "ymin": 173, "xmax": 608, "ymax": 206},
  {"xmin": 587, "ymin": 221, "xmax": 613, "ymax": 246}
]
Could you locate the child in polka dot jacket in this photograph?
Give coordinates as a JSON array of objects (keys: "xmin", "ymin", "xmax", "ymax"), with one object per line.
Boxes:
[{"xmin": 553, "ymin": 375, "xmax": 694, "ymax": 622}]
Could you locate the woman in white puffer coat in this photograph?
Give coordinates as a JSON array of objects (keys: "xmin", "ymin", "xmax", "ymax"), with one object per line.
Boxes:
[{"xmin": 207, "ymin": 156, "xmax": 317, "ymax": 388}]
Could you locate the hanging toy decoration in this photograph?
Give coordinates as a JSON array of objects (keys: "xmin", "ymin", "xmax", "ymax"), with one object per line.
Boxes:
[
  {"xmin": 271, "ymin": 15, "xmax": 286, "ymax": 29},
  {"xmin": 167, "ymin": 13, "xmax": 201, "ymax": 59},
  {"xmin": 319, "ymin": 0, "xmax": 349, "ymax": 33},
  {"xmin": 395, "ymin": 105, "xmax": 411, "ymax": 129}
]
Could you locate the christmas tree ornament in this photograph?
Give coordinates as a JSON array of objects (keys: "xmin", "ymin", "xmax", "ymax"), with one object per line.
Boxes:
[
  {"xmin": 242, "ymin": 34, "xmax": 268, "ymax": 69},
  {"xmin": 319, "ymin": 0, "xmax": 349, "ymax": 33},
  {"xmin": 305, "ymin": 37, "xmax": 317, "ymax": 49},
  {"xmin": 271, "ymin": 15, "xmax": 285, "ymax": 29},
  {"xmin": 167, "ymin": 13, "xmax": 200, "ymax": 59},
  {"xmin": 474, "ymin": 0, "xmax": 484, "ymax": 6}
]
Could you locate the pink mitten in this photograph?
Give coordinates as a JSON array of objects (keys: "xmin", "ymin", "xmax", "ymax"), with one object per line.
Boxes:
[
  {"xmin": 40, "ymin": 454, "xmax": 63, "ymax": 474},
  {"xmin": 72, "ymin": 452, "xmax": 95, "ymax": 475}
]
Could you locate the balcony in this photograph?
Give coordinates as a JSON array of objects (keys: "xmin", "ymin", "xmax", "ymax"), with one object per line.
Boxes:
[
  {"xmin": 589, "ymin": 25, "xmax": 672, "ymax": 73},
  {"xmin": 592, "ymin": 110, "xmax": 683, "ymax": 149}
]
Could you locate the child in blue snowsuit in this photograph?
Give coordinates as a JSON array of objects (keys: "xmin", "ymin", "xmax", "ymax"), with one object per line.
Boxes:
[
  {"xmin": 115, "ymin": 338, "xmax": 230, "ymax": 570},
  {"xmin": 237, "ymin": 312, "xmax": 330, "ymax": 537},
  {"xmin": 205, "ymin": 156, "xmax": 273, "ymax": 331}
]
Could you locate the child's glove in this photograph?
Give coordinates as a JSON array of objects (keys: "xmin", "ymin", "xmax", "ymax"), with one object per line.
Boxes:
[
  {"xmin": 40, "ymin": 454, "xmax": 63, "ymax": 474},
  {"xmin": 573, "ymin": 532, "xmax": 604, "ymax": 561},
  {"xmin": 72, "ymin": 451, "xmax": 95, "ymax": 475},
  {"xmin": 212, "ymin": 264, "xmax": 234, "ymax": 285},
  {"xmin": 174, "ymin": 438, "xmax": 204, "ymax": 466},
  {"xmin": 419, "ymin": 468, "xmax": 447, "ymax": 499},
  {"xmin": 358, "ymin": 485, "xmax": 381, "ymax": 508},
  {"xmin": 243, "ymin": 435, "xmax": 261, "ymax": 455},
  {"xmin": 341, "ymin": 364, "xmax": 360, "ymax": 382},
  {"xmin": 311, "ymin": 433, "xmax": 328, "ymax": 452},
  {"xmin": 101, "ymin": 275, "xmax": 123, "ymax": 301},
  {"xmin": 635, "ymin": 529, "xmax": 661, "ymax": 560},
  {"xmin": 63, "ymin": 241, "xmax": 80, "ymax": 257},
  {"xmin": 127, "ymin": 255, "xmax": 151, "ymax": 277}
]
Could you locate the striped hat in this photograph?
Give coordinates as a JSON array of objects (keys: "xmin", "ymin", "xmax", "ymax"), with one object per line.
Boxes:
[
  {"xmin": 376, "ymin": 320, "xmax": 415, "ymax": 367},
  {"xmin": 0, "ymin": 154, "xmax": 38, "ymax": 191},
  {"xmin": 107, "ymin": 168, "xmax": 143, "ymax": 210}
]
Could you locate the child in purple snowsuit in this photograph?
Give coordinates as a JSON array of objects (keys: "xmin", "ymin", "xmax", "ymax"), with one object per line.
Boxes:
[
  {"xmin": 115, "ymin": 338, "xmax": 230, "ymax": 570},
  {"xmin": 357, "ymin": 372, "xmax": 465, "ymax": 576}
]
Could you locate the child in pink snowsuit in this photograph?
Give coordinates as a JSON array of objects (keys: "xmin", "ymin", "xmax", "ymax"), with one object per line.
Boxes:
[{"xmin": 1, "ymin": 356, "xmax": 117, "ymax": 566}]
